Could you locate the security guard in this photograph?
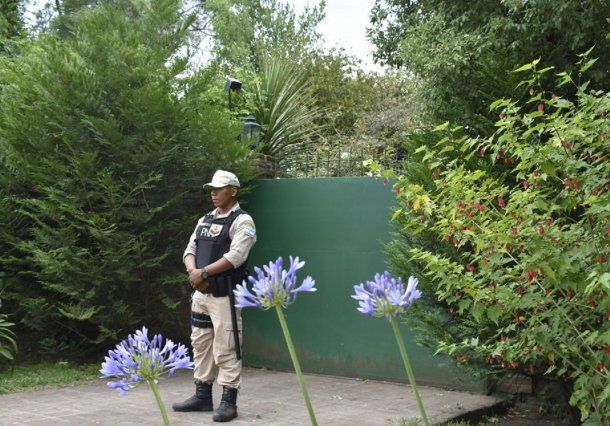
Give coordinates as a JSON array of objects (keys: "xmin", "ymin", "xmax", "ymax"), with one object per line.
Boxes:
[{"xmin": 173, "ymin": 170, "xmax": 256, "ymax": 422}]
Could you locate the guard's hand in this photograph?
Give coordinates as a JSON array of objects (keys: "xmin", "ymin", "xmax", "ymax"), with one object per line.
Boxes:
[
  {"xmin": 188, "ymin": 269, "xmax": 209, "ymax": 292},
  {"xmin": 188, "ymin": 268, "xmax": 201, "ymax": 284}
]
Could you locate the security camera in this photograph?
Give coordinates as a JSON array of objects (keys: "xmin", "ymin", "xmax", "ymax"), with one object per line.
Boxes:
[{"xmin": 225, "ymin": 77, "xmax": 242, "ymax": 92}]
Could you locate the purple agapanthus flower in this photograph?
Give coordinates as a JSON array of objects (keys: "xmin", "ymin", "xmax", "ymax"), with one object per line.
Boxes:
[
  {"xmin": 234, "ymin": 256, "xmax": 316, "ymax": 310},
  {"xmin": 352, "ymin": 272, "xmax": 421, "ymax": 320},
  {"xmin": 100, "ymin": 326, "xmax": 193, "ymax": 395}
]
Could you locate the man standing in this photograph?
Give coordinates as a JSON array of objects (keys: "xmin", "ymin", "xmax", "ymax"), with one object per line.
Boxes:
[{"xmin": 173, "ymin": 170, "xmax": 256, "ymax": 423}]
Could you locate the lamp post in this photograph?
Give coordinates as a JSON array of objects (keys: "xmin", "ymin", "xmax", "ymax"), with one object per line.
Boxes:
[{"xmin": 225, "ymin": 77, "xmax": 242, "ymax": 109}]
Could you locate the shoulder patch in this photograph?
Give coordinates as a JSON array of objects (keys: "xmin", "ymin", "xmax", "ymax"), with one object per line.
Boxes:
[{"xmin": 243, "ymin": 227, "xmax": 256, "ymax": 238}]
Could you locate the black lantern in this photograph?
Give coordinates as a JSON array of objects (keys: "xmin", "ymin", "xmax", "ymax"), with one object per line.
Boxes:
[{"xmin": 241, "ymin": 114, "xmax": 262, "ymax": 144}]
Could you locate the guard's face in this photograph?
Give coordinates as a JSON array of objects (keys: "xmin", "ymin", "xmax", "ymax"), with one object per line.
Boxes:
[{"xmin": 211, "ymin": 186, "xmax": 237, "ymax": 209}]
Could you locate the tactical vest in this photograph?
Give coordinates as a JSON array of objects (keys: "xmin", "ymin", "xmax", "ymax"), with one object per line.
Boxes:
[{"xmin": 195, "ymin": 208, "xmax": 248, "ymax": 297}]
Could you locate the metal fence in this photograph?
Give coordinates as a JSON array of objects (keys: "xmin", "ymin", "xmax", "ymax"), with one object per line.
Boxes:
[{"xmin": 256, "ymin": 147, "xmax": 402, "ymax": 179}]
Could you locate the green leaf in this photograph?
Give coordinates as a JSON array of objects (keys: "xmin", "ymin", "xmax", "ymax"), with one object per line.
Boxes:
[
  {"xmin": 487, "ymin": 305, "xmax": 502, "ymax": 324},
  {"xmin": 514, "ymin": 63, "xmax": 533, "ymax": 73},
  {"xmin": 433, "ymin": 121, "xmax": 450, "ymax": 132}
]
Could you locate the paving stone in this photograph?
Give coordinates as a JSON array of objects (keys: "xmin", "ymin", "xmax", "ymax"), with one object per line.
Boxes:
[{"xmin": 0, "ymin": 368, "xmax": 505, "ymax": 425}]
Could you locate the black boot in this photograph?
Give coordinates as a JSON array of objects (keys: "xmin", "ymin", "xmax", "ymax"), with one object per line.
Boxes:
[
  {"xmin": 213, "ymin": 387, "xmax": 238, "ymax": 422},
  {"xmin": 172, "ymin": 381, "xmax": 213, "ymax": 412}
]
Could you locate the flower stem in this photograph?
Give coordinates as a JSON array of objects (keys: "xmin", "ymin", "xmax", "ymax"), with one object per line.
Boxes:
[
  {"xmin": 274, "ymin": 304, "xmax": 317, "ymax": 426},
  {"xmin": 148, "ymin": 378, "xmax": 170, "ymax": 426},
  {"xmin": 389, "ymin": 316, "xmax": 430, "ymax": 426}
]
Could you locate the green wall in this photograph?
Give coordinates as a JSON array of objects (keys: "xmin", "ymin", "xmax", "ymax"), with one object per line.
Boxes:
[{"xmin": 243, "ymin": 177, "xmax": 484, "ymax": 391}]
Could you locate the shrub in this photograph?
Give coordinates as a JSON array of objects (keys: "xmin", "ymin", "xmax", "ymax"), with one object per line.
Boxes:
[
  {"xmin": 389, "ymin": 56, "xmax": 609, "ymax": 422},
  {"xmin": 0, "ymin": 0, "xmax": 251, "ymax": 357}
]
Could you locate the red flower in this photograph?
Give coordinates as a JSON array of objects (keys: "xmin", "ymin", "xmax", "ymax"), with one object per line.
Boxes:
[
  {"xmin": 593, "ymin": 187, "xmax": 600, "ymax": 196},
  {"xmin": 566, "ymin": 290, "xmax": 573, "ymax": 299},
  {"xmin": 533, "ymin": 170, "xmax": 539, "ymax": 178},
  {"xmin": 466, "ymin": 263, "xmax": 475, "ymax": 273},
  {"xmin": 523, "ymin": 181, "xmax": 530, "ymax": 189},
  {"xmin": 452, "ymin": 237, "xmax": 460, "ymax": 246},
  {"xmin": 444, "ymin": 234, "xmax": 451, "ymax": 241},
  {"xmin": 383, "ymin": 178, "xmax": 388, "ymax": 186},
  {"xmin": 511, "ymin": 227, "xmax": 518, "ymax": 236},
  {"xmin": 537, "ymin": 103, "xmax": 544, "ymax": 112},
  {"xmin": 498, "ymin": 197, "xmax": 506, "ymax": 208},
  {"xmin": 476, "ymin": 204, "xmax": 485, "ymax": 213},
  {"xmin": 605, "ymin": 345, "xmax": 610, "ymax": 355},
  {"xmin": 457, "ymin": 200, "xmax": 464, "ymax": 209},
  {"xmin": 539, "ymin": 226, "xmax": 545, "ymax": 235},
  {"xmin": 525, "ymin": 269, "xmax": 538, "ymax": 282},
  {"xmin": 482, "ymin": 258, "xmax": 489, "ymax": 266},
  {"xmin": 565, "ymin": 177, "xmax": 580, "ymax": 190},
  {"xmin": 589, "ymin": 297, "xmax": 597, "ymax": 308},
  {"xmin": 500, "ymin": 335, "xmax": 507, "ymax": 342},
  {"xmin": 394, "ymin": 187, "xmax": 401, "ymax": 195},
  {"xmin": 418, "ymin": 215, "xmax": 425, "ymax": 222},
  {"xmin": 546, "ymin": 219, "xmax": 552, "ymax": 227},
  {"xmin": 517, "ymin": 287, "xmax": 524, "ymax": 297},
  {"xmin": 432, "ymin": 168, "xmax": 442, "ymax": 179},
  {"xmin": 529, "ymin": 365, "xmax": 536, "ymax": 375}
]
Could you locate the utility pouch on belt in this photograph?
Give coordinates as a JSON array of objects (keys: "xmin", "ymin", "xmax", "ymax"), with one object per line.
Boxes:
[
  {"xmin": 208, "ymin": 275, "xmax": 229, "ymax": 297},
  {"xmin": 191, "ymin": 312, "xmax": 213, "ymax": 328}
]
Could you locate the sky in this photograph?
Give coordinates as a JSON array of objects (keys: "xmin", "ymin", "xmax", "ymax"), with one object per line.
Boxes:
[
  {"xmin": 24, "ymin": 0, "xmax": 382, "ymax": 72},
  {"xmin": 284, "ymin": 0, "xmax": 381, "ymax": 72}
]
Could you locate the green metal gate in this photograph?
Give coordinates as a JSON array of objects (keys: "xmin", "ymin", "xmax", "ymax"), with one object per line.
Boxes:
[{"xmin": 242, "ymin": 177, "xmax": 484, "ymax": 391}]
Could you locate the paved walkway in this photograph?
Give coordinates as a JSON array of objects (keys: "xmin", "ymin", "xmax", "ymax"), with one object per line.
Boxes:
[{"xmin": 0, "ymin": 369, "xmax": 504, "ymax": 425}]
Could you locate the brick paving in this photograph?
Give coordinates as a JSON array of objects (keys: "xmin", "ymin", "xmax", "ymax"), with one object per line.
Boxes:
[{"xmin": 0, "ymin": 369, "xmax": 505, "ymax": 425}]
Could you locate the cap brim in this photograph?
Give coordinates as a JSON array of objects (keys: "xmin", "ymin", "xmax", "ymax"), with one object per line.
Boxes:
[{"xmin": 203, "ymin": 183, "xmax": 226, "ymax": 189}]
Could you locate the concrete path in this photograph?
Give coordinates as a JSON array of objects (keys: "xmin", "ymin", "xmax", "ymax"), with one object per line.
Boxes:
[{"xmin": 0, "ymin": 369, "xmax": 504, "ymax": 425}]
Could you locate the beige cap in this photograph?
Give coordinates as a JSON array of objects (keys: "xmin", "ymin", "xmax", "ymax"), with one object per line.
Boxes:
[{"xmin": 203, "ymin": 170, "xmax": 241, "ymax": 188}]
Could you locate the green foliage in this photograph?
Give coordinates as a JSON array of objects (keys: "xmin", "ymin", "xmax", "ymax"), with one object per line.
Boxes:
[
  {"xmin": 0, "ymin": 0, "xmax": 25, "ymax": 54},
  {"xmin": 368, "ymin": 0, "xmax": 610, "ymax": 132},
  {"xmin": 0, "ymin": 0, "xmax": 251, "ymax": 357},
  {"xmin": 0, "ymin": 361, "xmax": 99, "ymax": 393},
  {"xmin": 203, "ymin": 0, "xmax": 324, "ymax": 72},
  {"xmin": 389, "ymin": 60, "xmax": 610, "ymax": 421},
  {"xmin": 0, "ymin": 312, "xmax": 17, "ymax": 362},
  {"xmin": 247, "ymin": 56, "xmax": 323, "ymax": 172}
]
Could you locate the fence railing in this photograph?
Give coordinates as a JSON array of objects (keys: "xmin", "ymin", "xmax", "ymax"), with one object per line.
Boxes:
[{"xmin": 256, "ymin": 147, "xmax": 401, "ymax": 179}]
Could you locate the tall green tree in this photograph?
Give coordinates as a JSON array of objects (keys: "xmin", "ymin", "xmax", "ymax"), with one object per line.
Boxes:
[
  {"xmin": 368, "ymin": 0, "xmax": 610, "ymax": 132},
  {"xmin": 0, "ymin": 0, "xmax": 25, "ymax": 53},
  {"xmin": 203, "ymin": 0, "xmax": 325, "ymax": 72},
  {"xmin": 0, "ymin": 0, "xmax": 251, "ymax": 357}
]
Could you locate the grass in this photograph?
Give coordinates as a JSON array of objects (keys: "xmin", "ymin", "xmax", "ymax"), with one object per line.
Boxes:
[{"xmin": 0, "ymin": 361, "xmax": 100, "ymax": 394}]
